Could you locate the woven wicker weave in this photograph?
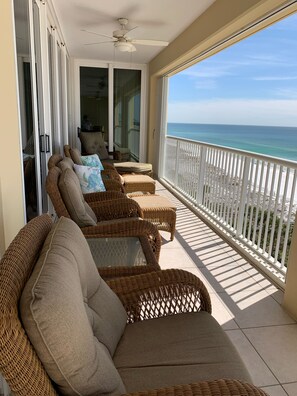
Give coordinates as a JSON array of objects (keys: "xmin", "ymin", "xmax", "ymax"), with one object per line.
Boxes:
[
  {"xmin": 0, "ymin": 215, "xmax": 58, "ymax": 396},
  {"xmin": 128, "ymin": 194, "xmax": 177, "ymax": 240},
  {"xmin": 0, "ymin": 216, "xmax": 268, "ymax": 396}
]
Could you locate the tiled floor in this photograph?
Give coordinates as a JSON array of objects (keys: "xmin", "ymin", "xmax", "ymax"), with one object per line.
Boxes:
[{"xmin": 156, "ymin": 181, "xmax": 297, "ymax": 396}]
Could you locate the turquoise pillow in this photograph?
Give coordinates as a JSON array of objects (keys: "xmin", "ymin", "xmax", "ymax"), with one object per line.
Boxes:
[
  {"xmin": 81, "ymin": 154, "xmax": 104, "ymax": 170},
  {"xmin": 74, "ymin": 164, "xmax": 106, "ymax": 194}
]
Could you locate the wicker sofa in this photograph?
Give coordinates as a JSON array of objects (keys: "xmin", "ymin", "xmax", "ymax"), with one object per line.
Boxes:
[{"xmin": 0, "ymin": 215, "xmax": 268, "ymax": 396}]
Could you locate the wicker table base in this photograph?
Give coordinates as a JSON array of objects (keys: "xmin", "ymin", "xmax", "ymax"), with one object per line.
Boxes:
[{"xmin": 129, "ymin": 194, "xmax": 176, "ymax": 240}]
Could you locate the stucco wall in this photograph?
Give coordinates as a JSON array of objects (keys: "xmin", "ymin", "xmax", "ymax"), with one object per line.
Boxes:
[{"xmin": 0, "ymin": 0, "xmax": 25, "ymax": 255}]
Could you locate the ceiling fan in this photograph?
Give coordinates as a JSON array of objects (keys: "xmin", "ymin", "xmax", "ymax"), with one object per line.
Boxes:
[{"xmin": 82, "ymin": 18, "xmax": 169, "ymax": 52}]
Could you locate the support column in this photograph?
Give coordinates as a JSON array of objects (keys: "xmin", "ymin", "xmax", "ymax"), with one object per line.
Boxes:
[
  {"xmin": 283, "ymin": 213, "xmax": 297, "ymax": 320},
  {"xmin": 0, "ymin": 0, "xmax": 25, "ymax": 255}
]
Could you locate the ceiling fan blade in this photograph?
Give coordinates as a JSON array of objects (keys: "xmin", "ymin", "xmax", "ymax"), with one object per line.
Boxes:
[
  {"xmin": 81, "ymin": 29, "xmax": 116, "ymax": 41},
  {"xmin": 124, "ymin": 25, "xmax": 138, "ymax": 35},
  {"xmin": 131, "ymin": 39, "xmax": 169, "ymax": 47},
  {"xmin": 84, "ymin": 40, "xmax": 115, "ymax": 46}
]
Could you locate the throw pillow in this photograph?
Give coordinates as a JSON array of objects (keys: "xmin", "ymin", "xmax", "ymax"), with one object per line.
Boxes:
[
  {"xmin": 81, "ymin": 154, "xmax": 104, "ymax": 170},
  {"xmin": 79, "ymin": 132, "xmax": 109, "ymax": 160},
  {"xmin": 74, "ymin": 164, "xmax": 106, "ymax": 194}
]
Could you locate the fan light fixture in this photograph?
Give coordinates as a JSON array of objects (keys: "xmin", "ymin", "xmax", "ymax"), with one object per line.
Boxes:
[{"xmin": 114, "ymin": 41, "xmax": 134, "ymax": 52}]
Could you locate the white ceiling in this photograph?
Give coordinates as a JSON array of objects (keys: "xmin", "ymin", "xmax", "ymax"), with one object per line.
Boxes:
[{"xmin": 52, "ymin": 0, "xmax": 215, "ymax": 64}]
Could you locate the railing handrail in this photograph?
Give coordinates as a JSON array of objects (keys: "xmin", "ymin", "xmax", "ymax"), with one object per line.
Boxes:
[{"xmin": 166, "ymin": 135, "xmax": 297, "ymax": 169}]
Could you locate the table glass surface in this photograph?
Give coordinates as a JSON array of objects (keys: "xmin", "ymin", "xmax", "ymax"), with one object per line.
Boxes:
[{"xmin": 86, "ymin": 237, "xmax": 147, "ymax": 268}]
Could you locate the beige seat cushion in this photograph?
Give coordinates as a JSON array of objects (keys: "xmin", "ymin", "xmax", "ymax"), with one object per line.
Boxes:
[
  {"xmin": 114, "ymin": 311, "xmax": 251, "ymax": 393},
  {"xmin": 130, "ymin": 194, "xmax": 176, "ymax": 210},
  {"xmin": 20, "ymin": 217, "xmax": 127, "ymax": 396},
  {"xmin": 123, "ymin": 175, "xmax": 156, "ymax": 194},
  {"xmin": 80, "ymin": 131, "xmax": 109, "ymax": 160},
  {"xmin": 114, "ymin": 162, "xmax": 152, "ymax": 173},
  {"xmin": 58, "ymin": 168, "xmax": 97, "ymax": 227},
  {"xmin": 123, "ymin": 175, "xmax": 155, "ymax": 185}
]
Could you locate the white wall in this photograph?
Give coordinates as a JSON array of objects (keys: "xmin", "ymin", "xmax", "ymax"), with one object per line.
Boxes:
[{"xmin": 0, "ymin": 0, "xmax": 25, "ymax": 255}]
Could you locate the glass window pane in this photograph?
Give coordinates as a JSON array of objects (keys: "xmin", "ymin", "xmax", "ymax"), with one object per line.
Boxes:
[
  {"xmin": 114, "ymin": 69, "xmax": 141, "ymax": 161},
  {"xmin": 80, "ymin": 67, "xmax": 108, "ymax": 140},
  {"xmin": 14, "ymin": 0, "xmax": 38, "ymax": 221}
]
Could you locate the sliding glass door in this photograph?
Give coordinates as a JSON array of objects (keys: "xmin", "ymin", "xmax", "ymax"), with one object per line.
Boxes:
[
  {"xmin": 77, "ymin": 63, "xmax": 146, "ymax": 162},
  {"xmin": 14, "ymin": 0, "xmax": 46, "ymax": 220},
  {"xmin": 80, "ymin": 67, "xmax": 109, "ymax": 138},
  {"xmin": 114, "ymin": 69, "xmax": 141, "ymax": 161},
  {"xmin": 14, "ymin": 0, "xmax": 69, "ymax": 221}
]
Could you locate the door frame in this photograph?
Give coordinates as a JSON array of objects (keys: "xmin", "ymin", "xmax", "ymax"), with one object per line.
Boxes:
[{"xmin": 73, "ymin": 59, "xmax": 148, "ymax": 162}]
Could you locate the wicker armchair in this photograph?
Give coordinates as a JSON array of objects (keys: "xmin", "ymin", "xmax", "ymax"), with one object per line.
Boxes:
[
  {"xmin": 49, "ymin": 153, "xmax": 124, "ymax": 193},
  {"xmin": 46, "ymin": 161, "xmax": 162, "ymax": 271},
  {"xmin": 64, "ymin": 145, "xmax": 156, "ymax": 194},
  {"xmin": 0, "ymin": 215, "xmax": 268, "ymax": 396}
]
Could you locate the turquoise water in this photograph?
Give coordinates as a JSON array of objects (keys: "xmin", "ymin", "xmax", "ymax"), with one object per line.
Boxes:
[{"xmin": 167, "ymin": 123, "xmax": 297, "ymax": 162}]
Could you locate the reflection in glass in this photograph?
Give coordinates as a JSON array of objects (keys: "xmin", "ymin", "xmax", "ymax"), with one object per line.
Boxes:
[
  {"xmin": 114, "ymin": 69, "xmax": 141, "ymax": 161},
  {"xmin": 80, "ymin": 67, "xmax": 108, "ymax": 139},
  {"xmin": 14, "ymin": 0, "xmax": 38, "ymax": 221},
  {"xmin": 33, "ymin": 1, "xmax": 47, "ymax": 212}
]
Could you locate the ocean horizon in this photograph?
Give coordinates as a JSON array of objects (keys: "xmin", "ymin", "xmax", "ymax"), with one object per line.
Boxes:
[{"xmin": 167, "ymin": 122, "xmax": 297, "ymax": 162}]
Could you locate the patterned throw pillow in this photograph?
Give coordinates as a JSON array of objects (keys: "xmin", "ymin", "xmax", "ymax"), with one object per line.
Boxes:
[
  {"xmin": 81, "ymin": 154, "xmax": 104, "ymax": 170},
  {"xmin": 74, "ymin": 164, "xmax": 106, "ymax": 194}
]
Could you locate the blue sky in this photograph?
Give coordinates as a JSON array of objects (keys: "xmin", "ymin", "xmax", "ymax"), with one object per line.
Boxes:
[{"xmin": 168, "ymin": 12, "xmax": 297, "ymax": 127}]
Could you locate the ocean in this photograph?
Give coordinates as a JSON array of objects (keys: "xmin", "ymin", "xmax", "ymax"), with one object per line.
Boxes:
[{"xmin": 167, "ymin": 123, "xmax": 297, "ymax": 162}]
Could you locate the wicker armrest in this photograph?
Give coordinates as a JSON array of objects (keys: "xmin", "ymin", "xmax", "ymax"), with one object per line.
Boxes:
[
  {"xmin": 98, "ymin": 265, "xmax": 159, "ymax": 282},
  {"xmin": 89, "ymin": 198, "xmax": 143, "ymax": 221},
  {"xmin": 124, "ymin": 379, "xmax": 268, "ymax": 396},
  {"xmin": 102, "ymin": 161, "xmax": 116, "ymax": 170},
  {"xmin": 113, "ymin": 150, "xmax": 122, "ymax": 161},
  {"xmin": 107, "ymin": 269, "xmax": 212, "ymax": 323},
  {"xmin": 103, "ymin": 179, "xmax": 125, "ymax": 192},
  {"xmin": 82, "ymin": 218, "xmax": 161, "ymax": 261},
  {"xmin": 84, "ymin": 190, "xmax": 124, "ymax": 203},
  {"xmin": 101, "ymin": 169, "xmax": 122, "ymax": 183}
]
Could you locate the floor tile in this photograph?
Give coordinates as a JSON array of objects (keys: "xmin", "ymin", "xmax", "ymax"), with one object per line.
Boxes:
[
  {"xmin": 244, "ymin": 325, "xmax": 297, "ymax": 383},
  {"xmin": 156, "ymin": 180, "xmax": 296, "ymax": 389},
  {"xmin": 209, "ymin": 293, "xmax": 238, "ymax": 330},
  {"xmin": 199, "ymin": 264, "xmax": 262, "ymax": 293},
  {"xmin": 282, "ymin": 382, "xmax": 297, "ymax": 396},
  {"xmin": 159, "ymin": 248, "xmax": 195, "ymax": 269},
  {"xmin": 219, "ymin": 290, "xmax": 295, "ymax": 328},
  {"xmin": 180, "ymin": 266, "xmax": 216, "ymax": 294},
  {"xmin": 225, "ymin": 329, "xmax": 278, "ymax": 387},
  {"xmin": 269, "ymin": 289, "xmax": 284, "ymax": 305},
  {"xmin": 260, "ymin": 385, "xmax": 287, "ymax": 396}
]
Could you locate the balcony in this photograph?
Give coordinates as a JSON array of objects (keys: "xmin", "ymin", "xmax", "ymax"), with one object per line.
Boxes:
[{"xmin": 155, "ymin": 180, "xmax": 297, "ymax": 396}]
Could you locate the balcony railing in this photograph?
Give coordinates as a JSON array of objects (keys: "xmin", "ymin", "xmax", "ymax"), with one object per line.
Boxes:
[{"xmin": 161, "ymin": 135, "xmax": 297, "ymax": 284}]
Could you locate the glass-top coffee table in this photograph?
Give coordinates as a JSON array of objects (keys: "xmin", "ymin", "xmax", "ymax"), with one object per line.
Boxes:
[{"xmin": 86, "ymin": 236, "xmax": 157, "ymax": 268}]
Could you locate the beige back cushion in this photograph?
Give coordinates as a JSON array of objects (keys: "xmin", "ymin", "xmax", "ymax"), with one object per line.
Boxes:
[
  {"xmin": 20, "ymin": 217, "xmax": 127, "ymax": 396},
  {"xmin": 57, "ymin": 157, "xmax": 75, "ymax": 172},
  {"xmin": 80, "ymin": 132, "xmax": 109, "ymax": 159},
  {"xmin": 70, "ymin": 147, "xmax": 83, "ymax": 165},
  {"xmin": 58, "ymin": 168, "xmax": 97, "ymax": 227}
]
